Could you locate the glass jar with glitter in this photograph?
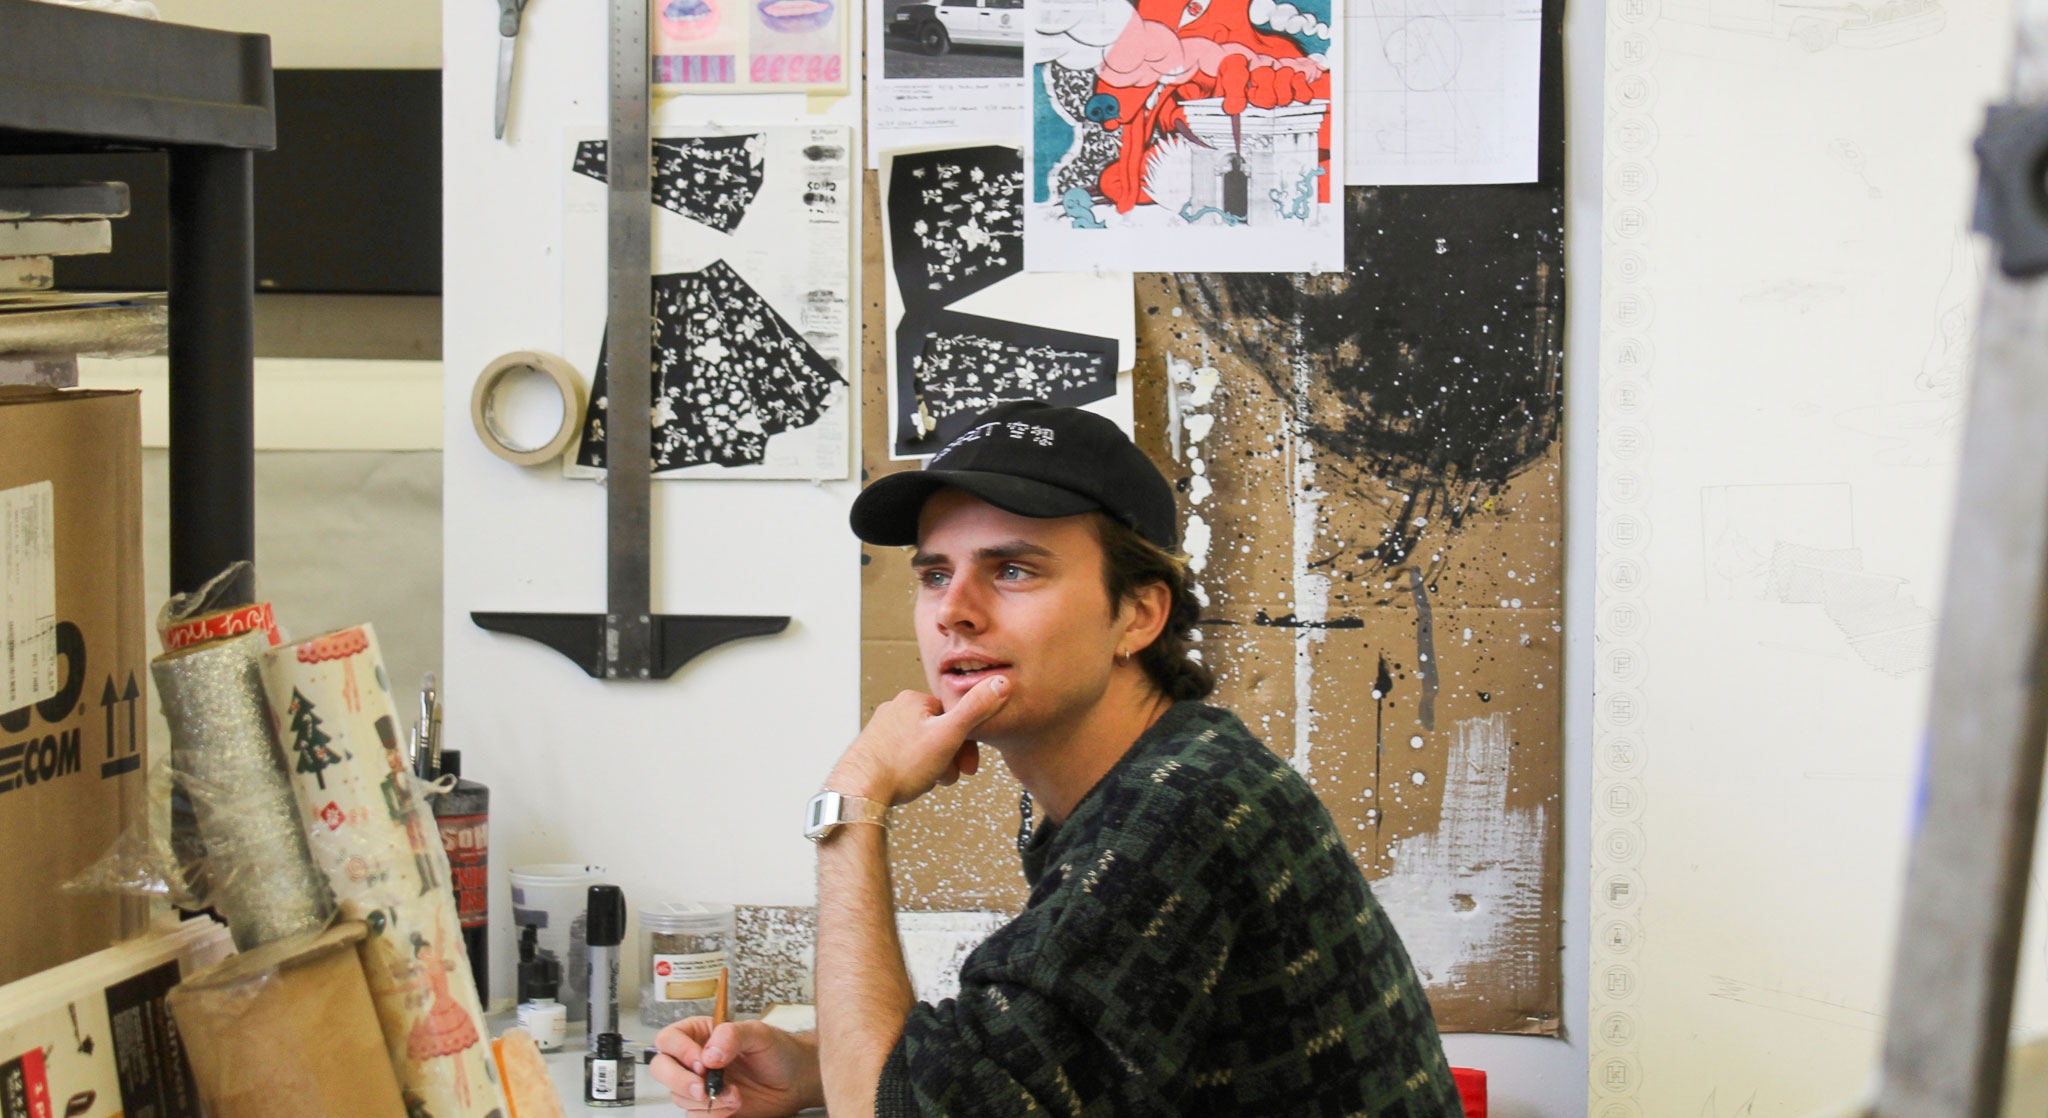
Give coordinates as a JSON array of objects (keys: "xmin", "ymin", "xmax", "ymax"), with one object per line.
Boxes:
[{"xmin": 638, "ymin": 902, "xmax": 734, "ymax": 1028}]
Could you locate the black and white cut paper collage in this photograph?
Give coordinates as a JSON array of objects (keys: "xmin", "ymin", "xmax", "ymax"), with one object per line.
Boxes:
[
  {"xmin": 563, "ymin": 125, "xmax": 854, "ymax": 479},
  {"xmin": 881, "ymin": 143, "xmax": 1134, "ymax": 459}
]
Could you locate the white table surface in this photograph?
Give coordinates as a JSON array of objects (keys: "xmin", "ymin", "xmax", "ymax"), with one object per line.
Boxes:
[{"xmin": 491, "ymin": 1013, "xmax": 827, "ymax": 1115}]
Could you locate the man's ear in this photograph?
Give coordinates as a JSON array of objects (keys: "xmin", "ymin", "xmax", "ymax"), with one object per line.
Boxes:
[{"xmin": 1120, "ymin": 579, "xmax": 1173, "ymax": 654}]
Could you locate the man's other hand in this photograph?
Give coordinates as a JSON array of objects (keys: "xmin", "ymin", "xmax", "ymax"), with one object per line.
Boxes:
[
  {"xmin": 649, "ymin": 1018, "xmax": 821, "ymax": 1116},
  {"xmin": 831, "ymin": 676, "xmax": 1010, "ymax": 807}
]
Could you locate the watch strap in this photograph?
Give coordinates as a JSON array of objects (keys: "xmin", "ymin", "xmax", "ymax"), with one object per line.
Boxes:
[{"xmin": 806, "ymin": 789, "xmax": 890, "ymax": 841}]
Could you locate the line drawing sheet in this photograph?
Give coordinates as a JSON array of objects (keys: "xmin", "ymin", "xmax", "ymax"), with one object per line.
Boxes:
[
  {"xmin": 561, "ymin": 125, "xmax": 854, "ymax": 481},
  {"xmin": 881, "ymin": 143, "xmax": 1134, "ymax": 458},
  {"xmin": 1344, "ymin": 0, "xmax": 1540, "ymax": 185}
]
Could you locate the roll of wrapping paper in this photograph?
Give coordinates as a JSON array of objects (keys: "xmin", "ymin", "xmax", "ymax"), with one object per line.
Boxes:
[
  {"xmin": 264, "ymin": 624, "xmax": 508, "ymax": 1118},
  {"xmin": 359, "ymin": 892, "xmax": 505, "ymax": 1118},
  {"xmin": 153, "ymin": 629, "xmax": 334, "ymax": 950},
  {"xmin": 160, "ymin": 600, "xmax": 281, "ymax": 651},
  {"xmin": 267, "ymin": 625, "xmax": 434, "ymax": 910}
]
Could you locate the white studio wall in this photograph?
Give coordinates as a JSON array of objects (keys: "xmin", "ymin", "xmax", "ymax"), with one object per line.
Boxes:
[
  {"xmin": 152, "ymin": 0, "xmax": 441, "ymax": 67},
  {"xmin": 1590, "ymin": 2, "xmax": 2048, "ymax": 1115},
  {"xmin": 441, "ymin": 0, "xmax": 866, "ymax": 1005}
]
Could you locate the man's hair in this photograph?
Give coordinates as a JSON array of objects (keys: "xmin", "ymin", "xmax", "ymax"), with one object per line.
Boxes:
[{"xmin": 1092, "ymin": 513, "xmax": 1215, "ymax": 702}]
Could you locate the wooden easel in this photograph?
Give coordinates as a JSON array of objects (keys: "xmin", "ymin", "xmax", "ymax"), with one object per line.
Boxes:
[{"xmin": 1874, "ymin": 4, "xmax": 2048, "ymax": 1114}]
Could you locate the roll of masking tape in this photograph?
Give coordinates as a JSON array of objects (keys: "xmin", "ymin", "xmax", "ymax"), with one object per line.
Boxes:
[{"xmin": 471, "ymin": 350, "xmax": 584, "ymax": 466}]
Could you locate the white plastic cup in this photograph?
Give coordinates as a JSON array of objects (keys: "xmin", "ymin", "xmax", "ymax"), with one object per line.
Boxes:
[{"xmin": 510, "ymin": 863, "xmax": 606, "ymax": 1022}]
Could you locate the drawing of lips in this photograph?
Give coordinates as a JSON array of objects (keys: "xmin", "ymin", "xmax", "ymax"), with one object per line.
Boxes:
[
  {"xmin": 661, "ymin": 0, "xmax": 720, "ymax": 39},
  {"xmin": 757, "ymin": 0, "xmax": 833, "ymax": 32}
]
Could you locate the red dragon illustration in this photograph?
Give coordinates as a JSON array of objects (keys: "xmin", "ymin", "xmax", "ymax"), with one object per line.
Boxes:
[{"xmin": 1081, "ymin": 0, "xmax": 1331, "ymax": 213}]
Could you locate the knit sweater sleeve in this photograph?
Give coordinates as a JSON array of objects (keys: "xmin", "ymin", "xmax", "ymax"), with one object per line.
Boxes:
[{"xmin": 875, "ymin": 772, "xmax": 1246, "ymax": 1118}]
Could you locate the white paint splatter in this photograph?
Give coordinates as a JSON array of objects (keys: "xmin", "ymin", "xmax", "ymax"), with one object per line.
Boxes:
[
  {"xmin": 1372, "ymin": 713, "xmax": 1546, "ymax": 995},
  {"xmin": 1185, "ymin": 413, "xmax": 1215, "ymax": 443},
  {"xmin": 1184, "ymin": 514, "xmax": 1212, "ymax": 572},
  {"xmin": 896, "ymin": 911, "xmax": 1009, "ymax": 1005},
  {"xmin": 1289, "ymin": 336, "xmax": 1325, "ymax": 778}
]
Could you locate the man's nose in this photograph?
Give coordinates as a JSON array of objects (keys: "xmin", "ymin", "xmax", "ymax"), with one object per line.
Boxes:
[{"xmin": 937, "ymin": 576, "xmax": 987, "ymax": 633}]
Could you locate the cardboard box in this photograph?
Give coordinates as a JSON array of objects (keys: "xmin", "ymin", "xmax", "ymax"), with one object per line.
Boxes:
[
  {"xmin": 0, "ymin": 917, "xmax": 233, "ymax": 1118},
  {"xmin": 0, "ymin": 388, "xmax": 146, "ymax": 987}
]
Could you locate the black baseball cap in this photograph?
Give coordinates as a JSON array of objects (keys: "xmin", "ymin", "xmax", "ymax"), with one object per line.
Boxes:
[{"xmin": 850, "ymin": 400, "xmax": 1179, "ymax": 550}]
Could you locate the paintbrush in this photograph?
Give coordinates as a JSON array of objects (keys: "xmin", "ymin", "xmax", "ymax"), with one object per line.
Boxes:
[{"xmin": 705, "ymin": 966, "xmax": 730, "ymax": 1106}]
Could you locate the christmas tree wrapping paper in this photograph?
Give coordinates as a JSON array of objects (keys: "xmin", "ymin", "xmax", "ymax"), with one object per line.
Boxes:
[{"xmin": 264, "ymin": 624, "xmax": 508, "ymax": 1118}]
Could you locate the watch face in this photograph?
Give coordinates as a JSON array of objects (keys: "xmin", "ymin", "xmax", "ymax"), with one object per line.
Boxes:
[{"xmin": 806, "ymin": 792, "xmax": 835, "ymax": 834}]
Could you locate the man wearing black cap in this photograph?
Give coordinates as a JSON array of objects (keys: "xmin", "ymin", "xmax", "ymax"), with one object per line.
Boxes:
[{"xmin": 650, "ymin": 401, "xmax": 1463, "ymax": 1117}]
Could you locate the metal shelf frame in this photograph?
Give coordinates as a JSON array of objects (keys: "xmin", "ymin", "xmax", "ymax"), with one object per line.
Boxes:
[{"xmin": 0, "ymin": 0, "xmax": 274, "ymax": 594}]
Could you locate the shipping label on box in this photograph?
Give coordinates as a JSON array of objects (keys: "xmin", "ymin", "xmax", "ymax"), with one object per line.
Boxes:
[{"xmin": 0, "ymin": 481, "xmax": 57, "ymax": 712}]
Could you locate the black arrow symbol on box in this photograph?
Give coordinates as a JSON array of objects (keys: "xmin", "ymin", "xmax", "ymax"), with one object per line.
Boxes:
[
  {"xmin": 100, "ymin": 676, "xmax": 117, "ymax": 760},
  {"xmin": 122, "ymin": 673, "xmax": 139, "ymax": 754},
  {"xmin": 98, "ymin": 677, "xmax": 139, "ymax": 778}
]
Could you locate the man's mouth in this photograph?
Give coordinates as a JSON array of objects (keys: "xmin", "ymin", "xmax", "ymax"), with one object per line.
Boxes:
[{"xmin": 944, "ymin": 658, "xmax": 1012, "ymax": 678}]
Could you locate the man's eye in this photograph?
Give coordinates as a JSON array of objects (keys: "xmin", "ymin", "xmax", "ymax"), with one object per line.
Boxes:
[
  {"xmin": 998, "ymin": 563, "xmax": 1030, "ymax": 580},
  {"xmin": 919, "ymin": 569, "xmax": 950, "ymax": 588}
]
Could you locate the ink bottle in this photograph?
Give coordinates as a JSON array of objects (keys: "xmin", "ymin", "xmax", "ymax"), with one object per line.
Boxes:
[
  {"xmin": 585, "ymin": 1031, "xmax": 635, "ymax": 1107},
  {"xmin": 515, "ymin": 924, "xmax": 567, "ymax": 1051}
]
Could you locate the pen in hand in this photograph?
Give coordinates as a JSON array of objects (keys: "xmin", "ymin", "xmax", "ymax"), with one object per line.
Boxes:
[{"xmin": 705, "ymin": 966, "xmax": 729, "ymax": 1106}]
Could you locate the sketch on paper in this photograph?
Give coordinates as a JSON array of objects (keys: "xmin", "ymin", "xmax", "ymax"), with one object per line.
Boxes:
[
  {"xmin": 1023, "ymin": 0, "xmax": 1344, "ymax": 271},
  {"xmin": 1344, "ymin": 0, "xmax": 1542, "ymax": 185},
  {"xmin": 1700, "ymin": 483, "xmax": 1936, "ymax": 675},
  {"xmin": 651, "ymin": 0, "xmax": 850, "ymax": 91},
  {"xmin": 1837, "ymin": 227, "xmax": 1979, "ymax": 468},
  {"xmin": 562, "ymin": 126, "xmax": 853, "ymax": 480},
  {"xmin": 882, "ymin": 144, "xmax": 1134, "ymax": 458},
  {"xmin": 1660, "ymin": 0, "xmax": 1943, "ymax": 50}
]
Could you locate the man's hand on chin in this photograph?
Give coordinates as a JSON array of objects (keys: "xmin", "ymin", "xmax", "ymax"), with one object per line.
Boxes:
[{"xmin": 829, "ymin": 676, "xmax": 1010, "ymax": 806}]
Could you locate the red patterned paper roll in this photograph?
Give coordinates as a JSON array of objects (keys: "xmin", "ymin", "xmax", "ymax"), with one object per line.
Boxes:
[{"xmin": 160, "ymin": 601, "xmax": 280, "ymax": 651}]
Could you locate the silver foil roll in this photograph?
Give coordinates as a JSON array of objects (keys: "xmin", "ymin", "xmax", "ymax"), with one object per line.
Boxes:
[{"xmin": 155, "ymin": 629, "xmax": 334, "ymax": 949}]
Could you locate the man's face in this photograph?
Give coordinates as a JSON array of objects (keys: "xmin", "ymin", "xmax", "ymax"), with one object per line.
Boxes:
[{"xmin": 912, "ymin": 489, "xmax": 1124, "ymax": 744}]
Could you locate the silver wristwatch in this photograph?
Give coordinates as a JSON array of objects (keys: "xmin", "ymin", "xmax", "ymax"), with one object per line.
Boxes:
[{"xmin": 804, "ymin": 789, "xmax": 890, "ymax": 842}]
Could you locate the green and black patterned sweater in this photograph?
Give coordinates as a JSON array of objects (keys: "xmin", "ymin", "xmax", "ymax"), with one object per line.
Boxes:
[{"xmin": 876, "ymin": 702, "xmax": 1463, "ymax": 1117}]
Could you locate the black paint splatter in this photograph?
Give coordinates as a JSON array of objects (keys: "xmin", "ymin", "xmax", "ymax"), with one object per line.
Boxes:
[
  {"xmin": 1172, "ymin": 183, "xmax": 1563, "ymax": 566},
  {"xmin": 574, "ymin": 134, "xmax": 765, "ymax": 233},
  {"xmin": 1252, "ymin": 609, "xmax": 1364, "ymax": 629}
]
